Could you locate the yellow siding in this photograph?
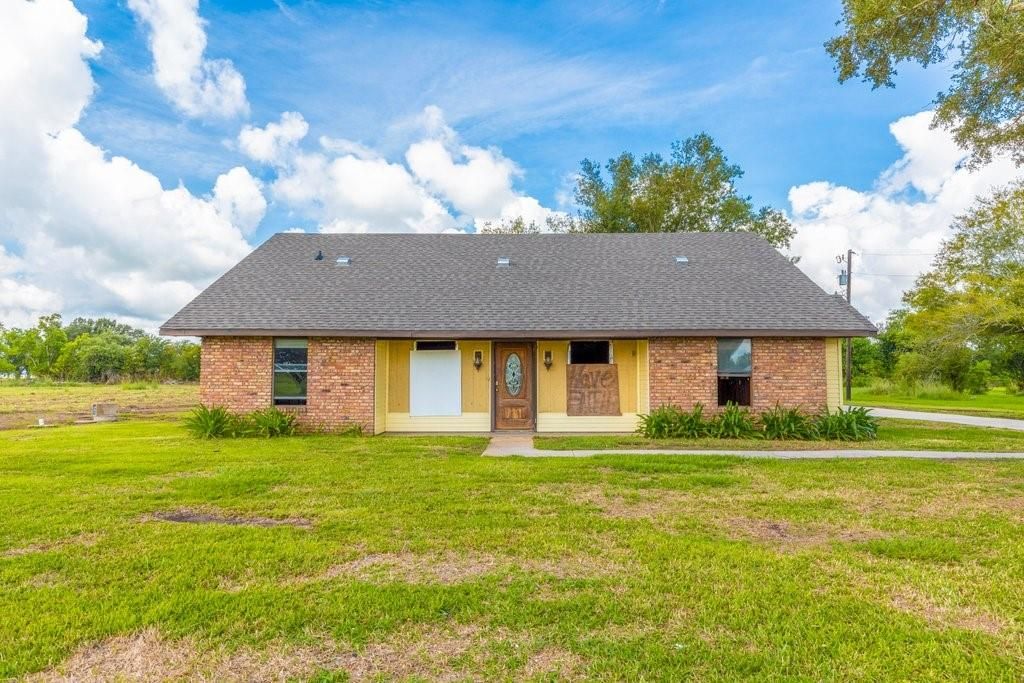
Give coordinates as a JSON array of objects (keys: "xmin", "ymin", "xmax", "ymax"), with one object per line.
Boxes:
[
  {"xmin": 459, "ymin": 341, "xmax": 491, "ymax": 413},
  {"xmin": 385, "ymin": 412, "xmax": 490, "ymax": 432},
  {"xmin": 613, "ymin": 340, "xmax": 638, "ymax": 413},
  {"xmin": 825, "ymin": 337, "xmax": 843, "ymax": 409},
  {"xmin": 637, "ymin": 339, "xmax": 650, "ymax": 414},
  {"xmin": 374, "ymin": 340, "xmax": 388, "ymax": 434},
  {"xmin": 536, "ymin": 341, "xmax": 568, "ymax": 413},
  {"xmin": 536, "ymin": 413, "xmax": 641, "ymax": 432},
  {"xmin": 387, "ymin": 340, "xmax": 412, "ymax": 412}
]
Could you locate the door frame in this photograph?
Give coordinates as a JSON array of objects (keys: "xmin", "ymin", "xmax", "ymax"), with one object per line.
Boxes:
[{"xmin": 491, "ymin": 340, "xmax": 537, "ymax": 431}]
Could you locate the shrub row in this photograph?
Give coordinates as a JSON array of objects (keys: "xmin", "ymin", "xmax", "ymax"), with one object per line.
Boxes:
[
  {"xmin": 637, "ymin": 402, "xmax": 879, "ymax": 441},
  {"xmin": 184, "ymin": 405, "xmax": 298, "ymax": 439}
]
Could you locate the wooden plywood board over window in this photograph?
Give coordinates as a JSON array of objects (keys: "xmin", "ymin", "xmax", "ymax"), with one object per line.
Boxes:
[{"xmin": 567, "ymin": 365, "xmax": 621, "ymax": 416}]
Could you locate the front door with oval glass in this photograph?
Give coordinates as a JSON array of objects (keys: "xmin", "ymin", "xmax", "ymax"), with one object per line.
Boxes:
[{"xmin": 494, "ymin": 342, "xmax": 534, "ymax": 430}]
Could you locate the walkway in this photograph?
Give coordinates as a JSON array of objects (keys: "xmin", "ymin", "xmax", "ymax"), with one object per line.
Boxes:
[
  {"xmin": 482, "ymin": 435, "xmax": 1024, "ymax": 460},
  {"xmin": 866, "ymin": 407, "xmax": 1024, "ymax": 432}
]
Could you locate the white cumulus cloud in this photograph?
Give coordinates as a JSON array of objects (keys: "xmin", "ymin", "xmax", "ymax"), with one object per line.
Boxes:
[
  {"xmin": 790, "ymin": 111, "xmax": 1023, "ymax": 323},
  {"xmin": 127, "ymin": 0, "xmax": 248, "ymax": 118},
  {"xmin": 238, "ymin": 111, "xmax": 309, "ymax": 165},
  {"xmin": 212, "ymin": 166, "xmax": 267, "ymax": 234},
  {"xmin": 0, "ymin": 0, "xmax": 259, "ymax": 330},
  {"xmin": 249, "ymin": 106, "xmax": 561, "ymax": 233}
]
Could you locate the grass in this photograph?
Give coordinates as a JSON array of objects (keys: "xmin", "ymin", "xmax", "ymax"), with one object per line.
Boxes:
[
  {"xmin": 536, "ymin": 418, "xmax": 1024, "ymax": 453},
  {"xmin": 852, "ymin": 386, "xmax": 1024, "ymax": 420},
  {"xmin": 0, "ymin": 381, "xmax": 198, "ymax": 429},
  {"xmin": 2, "ymin": 420, "xmax": 1024, "ymax": 679}
]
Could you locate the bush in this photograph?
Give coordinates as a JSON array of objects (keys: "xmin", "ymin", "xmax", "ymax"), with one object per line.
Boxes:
[
  {"xmin": 964, "ymin": 360, "xmax": 992, "ymax": 395},
  {"xmin": 638, "ymin": 403, "xmax": 879, "ymax": 442},
  {"xmin": 815, "ymin": 406, "xmax": 879, "ymax": 441},
  {"xmin": 760, "ymin": 404, "xmax": 817, "ymax": 440},
  {"xmin": 184, "ymin": 405, "xmax": 234, "ymax": 439},
  {"xmin": 250, "ymin": 406, "xmax": 297, "ymax": 437},
  {"xmin": 710, "ymin": 402, "xmax": 757, "ymax": 439},
  {"xmin": 637, "ymin": 405, "xmax": 681, "ymax": 438},
  {"xmin": 637, "ymin": 404, "xmax": 711, "ymax": 439},
  {"xmin": 184, "ymin": 405, "xmax": 296, "ymax": 439}
]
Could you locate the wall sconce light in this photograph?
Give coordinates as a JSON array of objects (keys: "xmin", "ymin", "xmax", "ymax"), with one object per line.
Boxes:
[
  {"xmin": 543, "ymin": 350, "xmax": 553, "ymax": 369},
  {"xmin": 473, "ymin": 350, "xmax": 483, "ymax": 370}
]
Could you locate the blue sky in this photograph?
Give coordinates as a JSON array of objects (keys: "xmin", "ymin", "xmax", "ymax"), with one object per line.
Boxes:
[
  {"xmin": 75, "ymin": 0, "xmax": 946, "ymax": 238},
  {"xmin": 3, "ymin": 0, "xmax": 1016, "ymax": 329}
]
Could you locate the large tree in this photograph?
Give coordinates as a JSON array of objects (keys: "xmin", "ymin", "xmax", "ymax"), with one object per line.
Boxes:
[
  {"xmin": 572, "ymin": 134, "xmax": 795, "ymax": 248},
  {"xmin": 827, "ymin": 0, "xmax": 1024, "ymax": 165},
  {"xmin": 900, "ymin": 182, "xmax": 1024, "ymax": 386}
]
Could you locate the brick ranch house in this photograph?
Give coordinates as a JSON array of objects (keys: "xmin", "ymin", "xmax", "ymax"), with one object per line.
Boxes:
[{"xmin": 160, "ymin": 233, "xmax": 876, "ymax": 434}]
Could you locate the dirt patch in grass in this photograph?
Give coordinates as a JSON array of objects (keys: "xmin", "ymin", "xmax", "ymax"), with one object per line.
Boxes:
[
  {"xmin": 890, "ymin": 588, "xmax": 1007, "ymax": 636},
  {"xmin": 295, "ymin": 549, "xmax": 621, "ymax": 586},
  {"xmin": 26, "ymin": 627, "xmax": 340, "ymax": 682},
  {"xmin": 2, "ymin": 532, "xmax": 100, "ymax": 558},
  {"xmin": 29, "ymin": 624, "xmax": 584, "ymax": 682},
  {"xmin": 144, "ymin": 508, "xmax": 312, "ymax": 529},
  {"xmin": 523, "ymin": 646, "xmax": 584, "ymax": 679},
  {"xmin": 722, "ymin": 517, "xmax": 884, "ymax": 552},
  {"xmin": 546, "ymin": 483, "xmax": 690, "ymax": 520}
]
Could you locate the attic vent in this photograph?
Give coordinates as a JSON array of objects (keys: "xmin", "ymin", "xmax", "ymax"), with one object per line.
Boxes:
[
  {"xmin": 496, "ymin": 256, "xmax": 511, "ymax": 267},
  {"xmin": 336, "ymin": 256, "xmax": 352, "ymax": 266},
  {"xmin": 675, "ymin": 256, "xmax": 689, "ymax": 264}
]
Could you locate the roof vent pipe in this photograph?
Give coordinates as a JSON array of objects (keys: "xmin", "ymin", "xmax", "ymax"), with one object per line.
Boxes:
[{"xmin": 314, "ymin": 250, "xmax": 323, "ymax": 261}]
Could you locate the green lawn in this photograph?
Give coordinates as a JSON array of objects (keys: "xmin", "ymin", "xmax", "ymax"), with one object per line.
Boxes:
[
  {"xmin": 535, "ymin": 418, "xmax": 1024, "ymax": 452},
  {"xmin": 852, "ymin": 386, "xmax": 1024, "ymax": 420},
  {"xmin": 3, "ymin": 421, "xmax": 1024, "ymax": 679},
  {"xmin": 0, "ymin": 381, "xmax": 199, "ymax": 429}
]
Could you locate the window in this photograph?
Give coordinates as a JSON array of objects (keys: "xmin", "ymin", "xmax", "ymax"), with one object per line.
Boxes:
[
  {"xmin": 273, "ymin": 338, "xmax": 307, "ymax": 406},
  {"xmin": 568, "ymin": 340, "xmax": 611, "ymax": 364},
  {"xmin": 717, "ymin": 338, "xmax": 751, "ymax": 406},
  {"xmin": 415, "ymin": 340, "xmax": 457, "ymax": 351}
]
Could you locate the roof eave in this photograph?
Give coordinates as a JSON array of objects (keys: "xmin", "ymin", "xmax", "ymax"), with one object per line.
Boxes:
[{"xmin": 160, "ymin": 326, "xmax": 878, "ymax": 339}]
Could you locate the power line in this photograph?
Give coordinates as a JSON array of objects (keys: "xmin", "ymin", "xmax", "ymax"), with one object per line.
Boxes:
[
  {"xmin": 859, "ymin": 251, "xmax": 936, "ymax": 256},
  {"xmin": 856, "ymin": 272, "xmax": 920, "ymax": 278}
]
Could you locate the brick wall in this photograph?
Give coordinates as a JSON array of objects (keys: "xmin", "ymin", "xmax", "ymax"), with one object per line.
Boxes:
[
  {"xmin": 649, "ymin": 337, "xmax": 717, "ymax": 409},
  {"xmin": 648, "ymin": 336, "xmax": 827, "ymax": 412},
  {"xmin": 200, "ymin": 336, "xmax": 272, "ymax": 412},
  {"xmin": 750, "ymin": 337, "xmax": 827, "ymax": 411},
  {"xmin": 199, "ymin": 336, "xmax": 375, "ymax": 433},
  {"xmin": 304, "ymin": 337, "xmax": 375, "ymax": 432}
]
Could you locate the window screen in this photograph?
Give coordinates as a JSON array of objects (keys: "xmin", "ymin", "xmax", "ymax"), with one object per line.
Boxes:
[
  {"xmin": 717, "ymin": 338, "xmax": 751, "ymax": 406},
  {"xmin": 273, "ymin": 338, "xmax": 307, "ymax": 406},
  {"xmin": 568, "ymin": 340, "xmax": 611, "ymax": 364}
]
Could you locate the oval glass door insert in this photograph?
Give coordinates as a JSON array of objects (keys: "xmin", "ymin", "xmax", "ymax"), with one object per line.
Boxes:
[{"xmin": 504, "ymin": 353, "xmax": 523, "ymax": 396}]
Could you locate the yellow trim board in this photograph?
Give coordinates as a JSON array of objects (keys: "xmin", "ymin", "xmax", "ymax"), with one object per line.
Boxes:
[
  {"xmin": 536, "ymin": 412, "xmax": 640, "ymax": 433},
  {"xmin": 825, "ymin": 338, "xmax": 843, "ymax": 410},
  {"xmin": 385, "ymin": 412, "xmax": 490, "ymax": 433}
]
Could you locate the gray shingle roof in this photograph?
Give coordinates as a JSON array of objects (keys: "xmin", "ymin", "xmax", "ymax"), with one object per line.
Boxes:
[{"xmin": 160, "ymin": 232, "xmax": 876, "ymax": 337}]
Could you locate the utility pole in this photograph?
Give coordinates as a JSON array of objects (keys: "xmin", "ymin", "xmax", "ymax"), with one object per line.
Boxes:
[{"xmin": 845, "ymin": 248, "xmax": 855, "ymax": 402}]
